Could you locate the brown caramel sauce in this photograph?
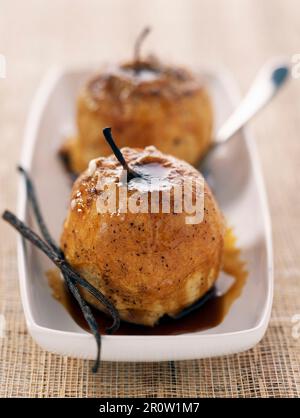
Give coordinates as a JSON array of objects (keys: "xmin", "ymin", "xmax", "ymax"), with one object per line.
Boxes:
[{"xmin": 47, "ymin": 228, "xmax": 247, "ymax": 335}]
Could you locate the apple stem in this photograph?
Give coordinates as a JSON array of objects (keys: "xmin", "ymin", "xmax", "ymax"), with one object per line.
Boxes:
[
  {"xmin": 102, "ymin": 128, "xmax": 141, "ymax": 181},
  {"xmin": 134, "ymin": 26, "xmax": 151, "ymax": 64}
]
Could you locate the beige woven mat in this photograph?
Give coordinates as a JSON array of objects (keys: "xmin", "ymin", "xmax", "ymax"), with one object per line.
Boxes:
[{"xmin": 0, "ymin": 0, "xmax": 300, "ymax": 397}]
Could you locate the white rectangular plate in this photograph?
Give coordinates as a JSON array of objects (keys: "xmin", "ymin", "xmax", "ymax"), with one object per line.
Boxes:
[{"xmin": 17, "ymin": 67, "xmax": 273, "ymax": 362}]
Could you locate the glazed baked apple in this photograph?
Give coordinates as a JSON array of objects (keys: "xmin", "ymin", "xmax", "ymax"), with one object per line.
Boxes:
[
  {"xmin": 61, "ymin": 57, "xmax": 213, "ymax": 173},
  {"xmin": 60, "ymin": 143, "xmax": 224, "ymax": 326}
]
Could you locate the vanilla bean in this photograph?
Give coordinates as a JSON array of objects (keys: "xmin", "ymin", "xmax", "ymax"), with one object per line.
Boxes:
[
  {"xmin": 3, "ymin": 210, "xmax": 120, "ymax": 332},
  {"xmin": 63, "ymin": 272, "xmax": 101, "ymax": 372},
  {"xmin": 4, "ymin": 167, "xmax": 122, "ymax": 372},
  {"xmin": 60, "ymin": 261, "xmax": 120, "ymax": 334},
  {"xmin": 102, "ymin": 127, "xmax": 140, "ymax": 182},
  {"xmin": 134, "ymin": 26, "xmax": 151, "ymax": 63},
  {"xmin": 2, "ymin": 209, "xmax": 120, "ymax": 372},
  {"xmin": 3, "ymin": 210, "xmax": 62, "ymax": 260},
  {"xmin": 2, "ymin": 210, "xmax": 111, "ymax": 371},
  {"xmin": 18, "ymin": 166, "xmax": 62, "ymax": 255},
  {"xmin": 17, "ymin": 167, "xmax": 120, "ymax": 332}
]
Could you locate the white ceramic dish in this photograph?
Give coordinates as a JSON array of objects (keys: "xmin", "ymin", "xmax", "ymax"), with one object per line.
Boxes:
[{"xmin": 17, "ymin": 67, "xmax": 273, "ymax": 362}]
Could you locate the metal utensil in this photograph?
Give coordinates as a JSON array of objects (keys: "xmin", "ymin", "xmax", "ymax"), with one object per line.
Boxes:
[{"xmin": 201, "ymin": 58, "xmax": 290, "ymax": 173}]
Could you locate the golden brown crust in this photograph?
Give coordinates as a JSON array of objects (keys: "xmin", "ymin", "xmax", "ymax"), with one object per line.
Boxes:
[
  {"xmin": 88, "ymin": 59, "xmax": 203, "ymax": 101},
  {"xmin": 60, "ymin": 147, "xmax": 225, "ymax": 326},
  {"xmin": 63, "ymin": 58, "xmax": 213, "ymax": 173}
]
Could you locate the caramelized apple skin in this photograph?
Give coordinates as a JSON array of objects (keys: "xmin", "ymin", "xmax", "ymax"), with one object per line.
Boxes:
[
  {"xmin": 61, "ymin": 147, "xmax": 224, "ymax": 326},
  {"xmin": 61, "ymin": 60, "xmax": 213, "ymax": 173}
]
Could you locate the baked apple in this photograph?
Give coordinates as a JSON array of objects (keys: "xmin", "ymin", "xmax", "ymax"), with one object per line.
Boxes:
[
  {"xmin": 60, "ymin": 136, "xmax": 224, "ymax": 326},
  {"xmin": 61, "ymin": 33, "xmax": 213, "ymax": 173}
]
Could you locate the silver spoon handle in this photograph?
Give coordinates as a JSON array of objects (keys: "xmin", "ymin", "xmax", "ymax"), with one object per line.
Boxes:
[{"xmin": 215, "ymin": 58, "xmax": 290, "ymax": 144}]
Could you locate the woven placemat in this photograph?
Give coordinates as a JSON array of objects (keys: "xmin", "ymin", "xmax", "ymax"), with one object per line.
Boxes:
[
  {"xmin": 0, "ymin": 278, "xmax": 299, "ymax": 397},
  {"xmin": 0, "ymin": 0, "xmax": 300, "ymax": 398}
]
